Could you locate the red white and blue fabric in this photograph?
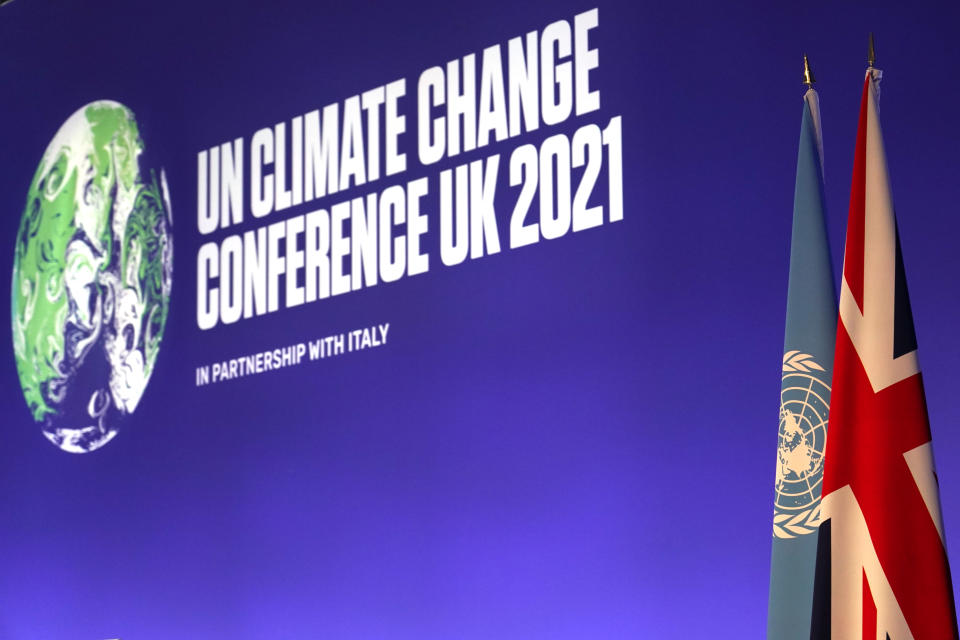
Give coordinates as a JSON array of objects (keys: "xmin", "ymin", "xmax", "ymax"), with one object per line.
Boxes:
[{"xmin": 810, "ymin": 70, "xmax": 958, "ymax": 639}]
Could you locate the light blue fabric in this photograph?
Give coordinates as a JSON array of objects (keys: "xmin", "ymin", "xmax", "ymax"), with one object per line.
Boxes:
[{"xmin": 766, "ymin": 91, "xmax": 837, "ymax": 640}]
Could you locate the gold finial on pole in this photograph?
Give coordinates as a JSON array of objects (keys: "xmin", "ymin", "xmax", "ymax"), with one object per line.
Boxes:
[
  {"xmin": 868, "ymin": 33, "xmax": 877, "ymax": 68},
  {"xmin": 802, "ymin": 54, "xmax": 816, "ymax": 87}
]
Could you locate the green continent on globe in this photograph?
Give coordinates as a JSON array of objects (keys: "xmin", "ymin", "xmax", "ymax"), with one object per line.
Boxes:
[{"xmin": 11, "ymin": 101, "xmax": 173, "ymax": 453}]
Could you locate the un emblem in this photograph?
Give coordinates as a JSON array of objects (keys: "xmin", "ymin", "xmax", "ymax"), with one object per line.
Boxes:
[{"xmin": 773, "ymin": 351, "xmax": 830, "ymax": 538}]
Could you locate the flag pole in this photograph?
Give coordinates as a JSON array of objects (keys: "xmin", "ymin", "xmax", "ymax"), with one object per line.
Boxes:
[
  {"xmin": 801, "ymin": 55, "xmax": 824, "ymax": 174},
  {"xmin": 866, "ymin": 34, "xmax": 882, "ymax": 102},
  {"xmin": 803, "ymin": 54, "xmax": 815, "ymax": 87}
]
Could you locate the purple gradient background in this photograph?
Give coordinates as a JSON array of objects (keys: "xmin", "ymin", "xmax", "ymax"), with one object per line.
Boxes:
[{"xmin": 1, "ymin": 0, "xmax": 959, "ymax": 637}]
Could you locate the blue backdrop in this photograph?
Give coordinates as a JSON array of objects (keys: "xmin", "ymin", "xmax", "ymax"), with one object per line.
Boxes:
[{"xmin": 1, "ymin": 1, "xmax": 959, "ymax": 637}]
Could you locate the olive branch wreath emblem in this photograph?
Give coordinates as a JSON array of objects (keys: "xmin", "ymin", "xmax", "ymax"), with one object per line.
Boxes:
[{"xmin": 773, "ymin": 351, "xmax": 828, "ymax": 539}]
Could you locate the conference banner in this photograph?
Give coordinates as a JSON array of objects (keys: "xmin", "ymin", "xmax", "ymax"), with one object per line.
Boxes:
[{"xmin": 1, "ymin": 1, "xmax": 959, "ymax": 637}]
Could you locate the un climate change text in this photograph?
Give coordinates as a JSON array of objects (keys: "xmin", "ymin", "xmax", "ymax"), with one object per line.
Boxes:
[{"xmin": 195, "ymin": 8, "xmax": 622, "ymax": 330}]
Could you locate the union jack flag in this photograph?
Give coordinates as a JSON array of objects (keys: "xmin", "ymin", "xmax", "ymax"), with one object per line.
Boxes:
[{"xmin": 810, "ymin": 69, "xmax": 958, "ymax": 639}]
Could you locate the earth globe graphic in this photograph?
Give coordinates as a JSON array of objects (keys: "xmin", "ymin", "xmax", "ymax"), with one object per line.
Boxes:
[
  {"xmin": 774, "ymin": 354, "xmax": 829, "ymax": 537},
  {"xmin": 11, "ymin": 101, "xmax": 172, "ymax": 453}
]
